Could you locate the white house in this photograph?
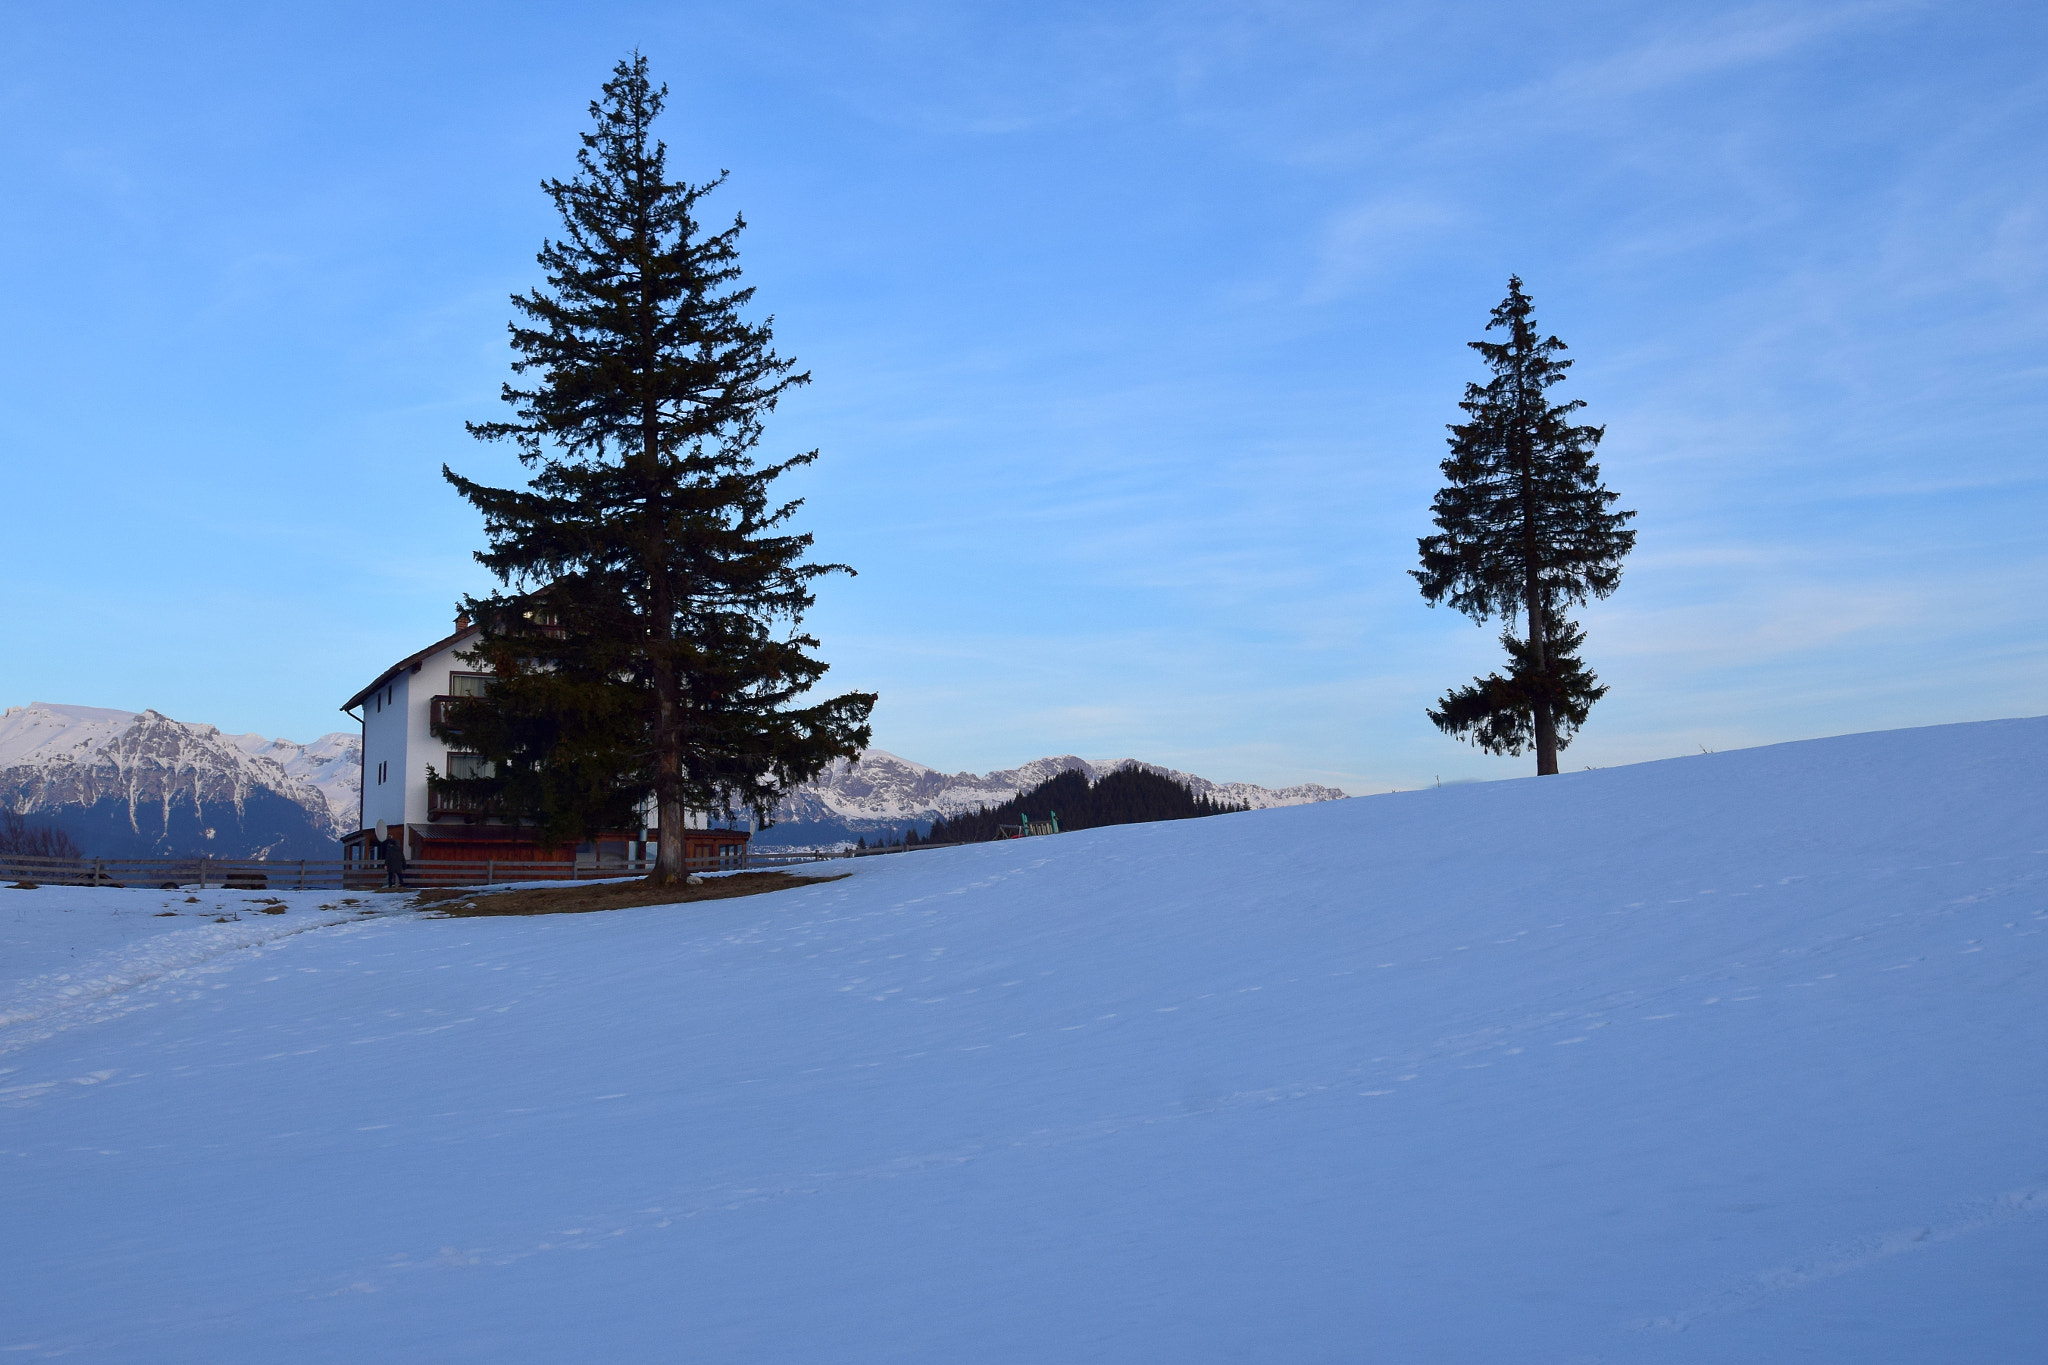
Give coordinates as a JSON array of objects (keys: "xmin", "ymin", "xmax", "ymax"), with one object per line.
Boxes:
[{"xmin": 339, "ymin": 614, "xmax": 748, "ymax": 871}]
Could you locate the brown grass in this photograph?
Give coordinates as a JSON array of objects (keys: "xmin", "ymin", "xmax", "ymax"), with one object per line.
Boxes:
[{"xmin": 412, "ymin": 870, "xmax": 849, "ymax": 918}]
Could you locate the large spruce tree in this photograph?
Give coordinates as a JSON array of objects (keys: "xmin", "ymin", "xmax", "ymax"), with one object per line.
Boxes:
[
  {"xmin": 439, "ymin": 54, "xmax": 875, "ymax": 883},
  {"xmin": 1413, "ymin": 278, "xmax": 1635, "ymax": 775}
]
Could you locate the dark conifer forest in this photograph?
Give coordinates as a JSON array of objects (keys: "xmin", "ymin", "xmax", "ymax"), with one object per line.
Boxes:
[{"xmin": 917, "ymin": 767, "xmax": 1246, "ymax": 846}]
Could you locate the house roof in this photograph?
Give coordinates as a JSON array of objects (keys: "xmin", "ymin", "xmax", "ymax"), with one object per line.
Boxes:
[{"xmin": 340, "ymin": 625, "xmax": 483, "ymax": 714}]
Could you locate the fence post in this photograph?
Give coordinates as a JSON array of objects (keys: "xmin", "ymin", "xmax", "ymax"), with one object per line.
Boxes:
[
  {"xmin": 486, "ymin": 859, "xmax": 494, "ymax": 886},
  {"xmin": 198, "ymin": 856, "xmax": 208, "ymax": 890}
]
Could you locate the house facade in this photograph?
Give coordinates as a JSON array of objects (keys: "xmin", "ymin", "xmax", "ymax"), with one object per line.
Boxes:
[{"xmin": 340, "ymin": 616, "xmax": 749, "ymax": 871}]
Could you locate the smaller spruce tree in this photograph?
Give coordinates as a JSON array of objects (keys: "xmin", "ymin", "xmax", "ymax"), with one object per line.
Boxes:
[{"xmin": 1413, "ymin": 277, "xmax": 1635, "ymax": 773}]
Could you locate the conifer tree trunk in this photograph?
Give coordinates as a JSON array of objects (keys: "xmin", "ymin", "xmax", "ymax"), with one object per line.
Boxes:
[
  {"xmin": 1516, "ymin": 402, "xmax": 1560, "ymax": 777},
  {"xmin": 655, "ymin": 673, "xmax": 685, "ymax": 880},
  {"xmin": 642, "ymin": 244, "xmax": 694, "ymax": 883},
  {"xmin": 630, "ymin": 150, "xmax": 694, "ymax": 888},
  {"xmin": 1524, "ymin": 571, "xmax": 1559, "ymax": 776},
  {"xmin": 652, "ymin": 553, "xmax": 686, "ymax": 881}
]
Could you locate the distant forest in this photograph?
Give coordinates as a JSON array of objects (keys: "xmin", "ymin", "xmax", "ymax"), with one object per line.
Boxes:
[{"xmin": 858, "ymin": 767, "xmax": 1247, "ymax": 849}]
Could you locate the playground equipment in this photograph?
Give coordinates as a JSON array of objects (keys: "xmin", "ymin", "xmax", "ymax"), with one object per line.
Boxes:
[{"xmin": 997, "ymin": 810, "xmax": 1060, "ymax": 839}]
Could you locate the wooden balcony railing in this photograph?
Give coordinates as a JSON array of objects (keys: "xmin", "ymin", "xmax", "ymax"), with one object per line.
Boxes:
[{"xmin": 427, "ymin": 782, "xmax": 504, "ymax": 818}]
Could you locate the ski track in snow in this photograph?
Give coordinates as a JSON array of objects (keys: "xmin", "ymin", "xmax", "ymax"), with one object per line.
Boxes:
[
  {"xmin": 1635, "ymin": 1185, "xmax": 2048, "ymax": 1332},
  {"xmin": 0, "ymin": 895, "xmax": 380, "ymax": 1063}
]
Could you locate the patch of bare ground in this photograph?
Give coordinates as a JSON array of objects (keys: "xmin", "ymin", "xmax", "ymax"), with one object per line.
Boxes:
[{"xmin": 412, "ymin": 871, "xmax": 849, "ymax": 918}]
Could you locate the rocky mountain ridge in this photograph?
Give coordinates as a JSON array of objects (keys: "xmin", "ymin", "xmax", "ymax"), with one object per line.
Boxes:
[{"xmin": 0, "ymin": 703, "xmax": 359, "ymax": 858}]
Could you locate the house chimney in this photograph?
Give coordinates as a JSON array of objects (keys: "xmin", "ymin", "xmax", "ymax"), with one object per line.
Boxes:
[{"xmin": 455, "ymin": 611, "xmax": 472, "ymax": 632}]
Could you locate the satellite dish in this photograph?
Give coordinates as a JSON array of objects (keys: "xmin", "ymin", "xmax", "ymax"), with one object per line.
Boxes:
[{"xmin": 375, "ymin": 819, "xmax": 388, "ymax": 843}]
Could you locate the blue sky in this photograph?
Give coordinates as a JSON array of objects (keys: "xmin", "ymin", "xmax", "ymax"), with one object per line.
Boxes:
[{"xmin": 2, "ymin": 1, "xmax": 2042, "ymax": 793}]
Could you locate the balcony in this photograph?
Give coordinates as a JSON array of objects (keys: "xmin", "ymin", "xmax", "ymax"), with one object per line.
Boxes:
[
  {"xmin": 429, "ymin": 695, "xmax": 463, "ymax": 736},
  {"xmin": 427, "ymin": 780, "xmax": 504, "ymax": 820}
]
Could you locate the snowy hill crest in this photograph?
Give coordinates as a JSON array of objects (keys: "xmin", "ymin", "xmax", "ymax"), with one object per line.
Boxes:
[{"xmin": 5, "ymin": 718, "xmax": 2044, "ymax": 1356}]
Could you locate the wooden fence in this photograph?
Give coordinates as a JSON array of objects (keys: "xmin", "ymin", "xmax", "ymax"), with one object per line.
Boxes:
[{"xmin": 0, "ymin": 839, "xmax": 979, "ymax": 892}]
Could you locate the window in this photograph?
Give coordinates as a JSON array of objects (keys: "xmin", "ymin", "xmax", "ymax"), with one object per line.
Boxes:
[
  {"xmin": 446, "ymin": 752, "xmax": 495, "ymax": 780},
  {"xmin": 449, "ymin": 673, "xmax": 492, "ymax": 698},
  {"xmin": 376, "ymin": 760, "xmax": 387, "ymax": 786}
]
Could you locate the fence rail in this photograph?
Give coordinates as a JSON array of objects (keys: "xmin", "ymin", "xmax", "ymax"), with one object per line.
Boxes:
[
  {"xmin": 3, "ymin": 850, "xmax": 839, "ymax": 891},
  {"xmin": 0, "ymin": 836, "xmax": 992, "ymax": 892},
  {"xmin": 845, "ymin": 840, "xmax": 971, "ymax": 857}
]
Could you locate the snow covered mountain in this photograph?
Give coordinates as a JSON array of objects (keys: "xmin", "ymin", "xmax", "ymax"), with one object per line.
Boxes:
[
  {"xmin": 759, "ymin": 750, "xmax": 1347, "ymax": 846},
  {"xmin": 0, "ymin": 703, "xmax": 359, "ymax": 858},
  {"xmin": 225, "ymin": 728, "xmax": 362, "ymax": 836}
]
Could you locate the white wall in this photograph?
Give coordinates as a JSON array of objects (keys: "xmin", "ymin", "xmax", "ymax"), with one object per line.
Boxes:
[
  {"xmin": 359, "ymin": 669, "xmax": 410, "ymax": 833},
  {"xmin": 352, "ymin": 631, "xmax": 489, "ymax": 836}
]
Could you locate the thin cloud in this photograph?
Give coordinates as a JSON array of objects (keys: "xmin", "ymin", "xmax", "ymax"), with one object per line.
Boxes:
[
  {"xmin": 1538, "ymin": 2, "xmax": 1924, "ymax": 106},
  {"xmin": 1304, "ymin": 196, "xmax": 1460, "ymax": 303}
]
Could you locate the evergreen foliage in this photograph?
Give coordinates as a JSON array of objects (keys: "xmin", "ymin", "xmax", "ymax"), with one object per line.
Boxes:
[
  {"xmin": 1413, "ymin": 278, "xmax": 1635, "ymax": 773},
  {"xmin": 926, "ymin": 767, "xmax": 1246, "ymax": 845},
  {"xmin": 1426, "ymin": 610, "xmax": 1608, "ymax": 757},
  {"xmin": 437, "ymin": 54, "xmax": 875, "ymax": 880}
]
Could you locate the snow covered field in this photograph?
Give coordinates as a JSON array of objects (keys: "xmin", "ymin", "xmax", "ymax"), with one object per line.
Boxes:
[{"xmin": 3, "ymin": 718, "xmax": 2044, "ymax": 1362}]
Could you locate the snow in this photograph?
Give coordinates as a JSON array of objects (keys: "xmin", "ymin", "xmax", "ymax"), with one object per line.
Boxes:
[
  {"xmin": 845, "ymin": 746, "xmax": 935, "ymax": 777},
  {"xmin": 2, "ymin": 717, "xmax": 2044, "ymax": 1361},
  {"xmin": 0, "ymin": 702, "xmax": 139, "ymax": 767}
]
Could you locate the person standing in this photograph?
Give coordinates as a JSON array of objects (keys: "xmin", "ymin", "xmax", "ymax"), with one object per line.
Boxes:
[{"xmin": 381, "ymin": 832, "xmax": 406, "ymax": 888}]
